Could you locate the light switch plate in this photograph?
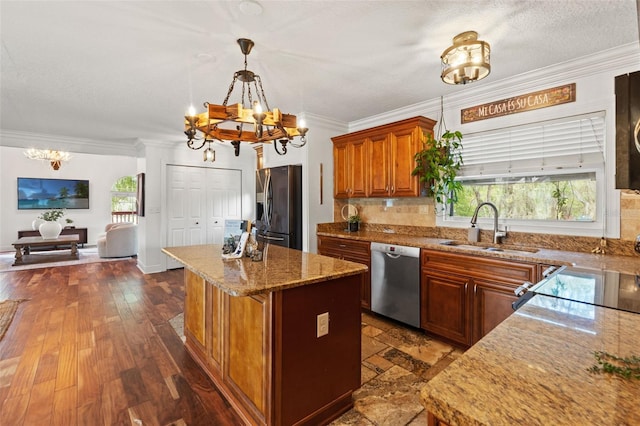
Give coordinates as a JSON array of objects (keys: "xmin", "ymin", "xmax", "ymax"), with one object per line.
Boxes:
[{"xmin": 317, "ymin": 312, "xmax": 329, "ymax": 337}]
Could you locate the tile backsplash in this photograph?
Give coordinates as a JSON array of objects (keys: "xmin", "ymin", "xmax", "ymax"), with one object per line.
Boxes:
[{"xmin": 333, "ymin": 191, "xmax": 640, "ymax": 256}]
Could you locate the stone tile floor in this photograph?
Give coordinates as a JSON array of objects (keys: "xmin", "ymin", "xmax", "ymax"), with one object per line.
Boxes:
[
  {"xmin": 169, "ymin": 311, "xmax": 464, "ymax": 425},
  {"xmin": 331, "ymin": 312, "xmax": 465, "ymax": 425}
]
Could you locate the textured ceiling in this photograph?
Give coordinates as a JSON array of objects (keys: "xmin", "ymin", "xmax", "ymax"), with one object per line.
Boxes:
[{"xmin": 1, "ymin": 0, "xmax": 639, "ymax": 145}]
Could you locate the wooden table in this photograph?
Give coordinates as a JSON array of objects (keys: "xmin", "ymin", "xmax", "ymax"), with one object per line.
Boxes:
[
  {"xmin": 18, "ymin": 227, "xmax": 87, "ymax": 247},
  {"xmin": 12, "ymin": 235, "xmax": 79, "ymax": 266}
]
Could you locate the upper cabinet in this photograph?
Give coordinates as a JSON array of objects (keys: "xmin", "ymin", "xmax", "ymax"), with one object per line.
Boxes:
[
  {"xmin": 333, "ymin": 136, "xmax": 368, "ymax": 198},
  {"xmin": 331, "ymin": 116, "xmax": 436, "ymax": 199}
]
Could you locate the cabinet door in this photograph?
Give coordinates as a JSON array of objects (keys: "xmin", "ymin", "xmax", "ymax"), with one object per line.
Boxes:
[
  {"xmin": 333, "ymin": 142, "xmax": 350, "ymax": 198},
  {"xmin": 185, "ymin": 269, "xmax": 206, "ymax": 348},
  {"xmin": 421, "ymin": 270, "xmax": 471, "ymax": 346},
  {"xmin": 472, "ymin": 279, "xmax": 519, "ymax": 344},
  {"xmin": 317, "ymin": 236, "xmax": 371, "ymax": 309},
  {"xmin": 390, "ymin": 127, "xmax": 420, "ymax": 197},
  {"xmin": 349, "ymin": 138, "xmax": 368, "ymax": 198},
  {"xmin": 367, "ymin": 133, "xmax": 391, "ymax": 197}
]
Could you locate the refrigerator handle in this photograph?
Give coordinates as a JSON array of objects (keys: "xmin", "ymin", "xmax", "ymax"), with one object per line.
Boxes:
[{"xmin": 265, "ymin": 172, "xmax": 272, "ymax": 227}]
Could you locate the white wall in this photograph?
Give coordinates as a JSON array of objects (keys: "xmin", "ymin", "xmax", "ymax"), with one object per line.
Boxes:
[{"xmin": 0, "ymin": 145, "xmax": 136, "ymax": 251}]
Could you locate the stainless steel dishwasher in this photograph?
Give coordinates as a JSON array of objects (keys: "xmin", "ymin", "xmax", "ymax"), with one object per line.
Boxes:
[{"xmin": 370, "ymin": 242, "xmax": 421, "ymax": 327}]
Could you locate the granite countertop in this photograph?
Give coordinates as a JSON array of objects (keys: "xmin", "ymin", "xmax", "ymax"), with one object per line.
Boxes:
[
  {"xmin": 318, "ymin": 229, "xmax": 640, "ymax": 275},
  {"xmin": 420, "ymin": 294, "xmax": 640, "ymax": 425},
  {"xmin": 162, "ymin": 243, "xmax": 368, "ymax": 297}
]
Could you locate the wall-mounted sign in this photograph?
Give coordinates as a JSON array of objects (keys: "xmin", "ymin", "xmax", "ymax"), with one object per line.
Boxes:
[{"xmin": 461, "ymin": 83, "xmax": 576, "ymax": 123}]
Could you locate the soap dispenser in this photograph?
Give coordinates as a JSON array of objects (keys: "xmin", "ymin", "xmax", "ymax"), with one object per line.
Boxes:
[{"xmin": 468, "ymin": 225, "xmax": 480, "ymax": 243}]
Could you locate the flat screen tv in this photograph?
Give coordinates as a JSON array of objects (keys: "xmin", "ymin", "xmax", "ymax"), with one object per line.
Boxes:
[{"xmin": 17, "ymin": 177, "xmax": 90, "ymax": 210}]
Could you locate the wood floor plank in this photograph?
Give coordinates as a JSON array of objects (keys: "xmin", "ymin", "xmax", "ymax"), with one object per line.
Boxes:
[
  {"xmin": 52, "ymin": 385, "xmax": 77, "ymax": 426},
  {"xmin": 34, "ymin": 350, "xmax": 59, "ymax": 384},
  {"xmin": 1, "ymin": 393, "xmax": 29, "ymax": 425},
  {"xmin": 23, "ymin": 378, "xmax": 55, "ymax": 425},
  {"xmin": 100, "ymin": 378, "xmax": 129, "ymax": 426},
  {"xmin": 7, "ymin": 341, "xmax": 42, "ymax": 399},
  {"xmin": 77, "ymin": 347, "xmax": 100, "ymax": 407},
  {"xmin": 55, "ymin": 342, "xmax": 77, "ymax": 391}
]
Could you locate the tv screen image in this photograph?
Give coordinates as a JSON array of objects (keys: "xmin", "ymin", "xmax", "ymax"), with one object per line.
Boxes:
[{"xmin": 17, "ymin": 177, "xmax": 89, "ymax": 210}]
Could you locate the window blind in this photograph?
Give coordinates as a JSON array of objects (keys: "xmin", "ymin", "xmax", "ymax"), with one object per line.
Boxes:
[{"xmin": 460, "ymin": 112, "xmax": 605, "ymax": 175}]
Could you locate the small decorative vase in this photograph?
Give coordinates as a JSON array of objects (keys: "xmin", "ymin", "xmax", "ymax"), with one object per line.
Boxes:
[
  {"xmin": 32, "ymin": 218, "xmax": 45, "ymax": 231},
  {"xmin": 348, "ymin": 221, "xmax": 359, "ymax": 232},
  {"xmin": 39, "ymin": 221, "xmax": 63, "ymax": 239}
]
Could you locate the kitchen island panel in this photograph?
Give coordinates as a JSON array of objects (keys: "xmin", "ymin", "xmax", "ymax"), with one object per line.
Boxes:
[
  {"xmin": 227, "ymin": 294, "xmax": 270, "ymax": 418},
  {"xmin": 184, "ymin": 269, "xmax": 206, "ymax": 346}
]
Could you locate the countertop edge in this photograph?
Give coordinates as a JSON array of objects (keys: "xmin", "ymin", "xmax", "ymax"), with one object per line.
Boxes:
[{"xmin": 162, "ymin": 246, "xmax": 368, "ymax": 297}]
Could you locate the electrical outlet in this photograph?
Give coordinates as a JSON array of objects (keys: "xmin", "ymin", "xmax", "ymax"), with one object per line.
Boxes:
[{"xmin": 317, "ymin": 312, "xmax": 329, "ymax": 337}]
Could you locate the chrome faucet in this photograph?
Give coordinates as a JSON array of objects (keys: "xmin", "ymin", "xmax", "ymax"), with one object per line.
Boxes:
[{"xmin": 470, "ymin": 202, "xmax": 507, "ymax": 244}]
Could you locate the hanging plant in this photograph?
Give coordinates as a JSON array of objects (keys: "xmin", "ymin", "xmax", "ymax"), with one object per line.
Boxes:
[{"xmin": 411, "ymin": 130, "xmax": 464, "ymax": 205}]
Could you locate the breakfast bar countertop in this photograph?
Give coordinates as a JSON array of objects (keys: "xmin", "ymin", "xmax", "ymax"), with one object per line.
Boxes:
[
  {"xmin": 162, "ymin": 243, "xmax": 368, "ymax": 297},
  {"xmin": 419, "ymin": 294, "xmax": 640, "ymax": 425}
]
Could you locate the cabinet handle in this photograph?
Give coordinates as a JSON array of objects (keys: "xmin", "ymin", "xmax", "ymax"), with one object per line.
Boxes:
[
  {"xmin": 385, "ymin": 185, "xmax": 389, "ymax": 192},
  {"xmin": 391, "ymin": 185, "xmax": 395, "ymax": 193},
  {"xmin": 339, "ymin": 244, "xmax": 346, "ymax": 248}
]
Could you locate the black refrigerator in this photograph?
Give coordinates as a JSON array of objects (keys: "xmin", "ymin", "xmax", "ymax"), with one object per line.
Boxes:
[{"xmin": 255, "ymin": 165, "xmax": 302, "ymax": 250}]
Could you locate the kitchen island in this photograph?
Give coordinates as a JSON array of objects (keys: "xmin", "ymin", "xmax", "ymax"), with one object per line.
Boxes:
[
  {"xmin": 162, "ymin": 243, "xmax": 367, "ymax": 426},
  {"xmin": 420, "ymin": 294, "xmax": 640, "ymax": 425}
]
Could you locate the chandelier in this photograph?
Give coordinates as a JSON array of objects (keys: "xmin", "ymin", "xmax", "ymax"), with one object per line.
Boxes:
[
  {"xmin": 24, "ymin": 149, "xmax": 71, "ymax": 170},
  {"xmin": 441, "ymin": 31, "xmax": 490, "ymax": 85},
  {"xmin": 184, "ymin": 38, "xmax": 308, "ymax": 158}
]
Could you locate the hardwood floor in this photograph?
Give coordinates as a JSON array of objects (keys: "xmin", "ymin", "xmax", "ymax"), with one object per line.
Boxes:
[{"xmin": 0, "ymin": 260, "xmax": 243, "ymax": 425}]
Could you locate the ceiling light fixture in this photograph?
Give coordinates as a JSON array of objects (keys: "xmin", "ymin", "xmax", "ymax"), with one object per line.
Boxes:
[
  {"xmin": 441, "ymin": 31, "xmax": 490, "ymax": 85},
  {"xmin": 184, "ymin": 38, "xmax": 308, "ymax": 157},
  {"xmin": 24, "ymin": 149, "xmax": 71, "ymax": 170}
]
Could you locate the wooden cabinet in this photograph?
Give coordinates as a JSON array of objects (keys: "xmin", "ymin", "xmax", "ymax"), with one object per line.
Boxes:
[
  {"xmin": 421, "ymin": 249, "xmax": 539, "ymax": 346},
  {"xmin": 332, "ymin": 116, "xmax": 436, "ymax": 199},
  {"xmin": 421, "ymin": 269, "xmax": 471, "ymax": 345},
  {"xmin": 472, "ymin": 279, "xmax": 520, "ymax": 343},
  {"xmin": 333, "ymin": 137, "xmax": 367, "ymax": 198},
  {"xmin": 368, "ymin": 124, "xmax": 424, "ymax": 197},
  {"xmin": 318, "ymin": 235, "xmax": 371, "ymax": 309}
]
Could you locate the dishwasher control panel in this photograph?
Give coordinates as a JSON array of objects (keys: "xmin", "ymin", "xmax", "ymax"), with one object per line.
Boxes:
[{"xmin": 370, "ymin": 242, "xmax": 420, "ymax": 257}]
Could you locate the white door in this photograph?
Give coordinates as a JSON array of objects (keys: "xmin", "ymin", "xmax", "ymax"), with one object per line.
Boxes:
[
  {"xmin": 166, "ymin": 165, "xmax": 242, "ymax": 269},
  {"xmin": 166, "ymin": 166, "xmax": 206, "ymax": 269},
  {"xmin": 205, "ymin": 168, "xmax": 242, "ymax": 244}
]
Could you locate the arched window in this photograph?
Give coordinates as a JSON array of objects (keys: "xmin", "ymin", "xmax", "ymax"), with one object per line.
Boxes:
[{"xmin": 111, "ymin": 176, "xmax": 138, "ymax": 224}]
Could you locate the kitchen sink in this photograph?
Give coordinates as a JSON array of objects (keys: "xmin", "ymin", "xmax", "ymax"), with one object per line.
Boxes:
[{"xmin": 439, "ymin": 240, "xmax": 539, "ymax": 254}]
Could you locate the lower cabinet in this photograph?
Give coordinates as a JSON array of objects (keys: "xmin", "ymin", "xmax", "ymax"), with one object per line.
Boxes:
[
  {"xmin": 318, "ymin": 235, "xmax": 371, "ymax": 309},
  {"xmin": 472, "ymin": 279, "xmax": 520, "ymax": 343},
  {"xmin": 421, "ymin": 249, "xmax": 539, "ymax": 346},
  {"xmin": 421, "ymin": 270, "xmax": 471, "ymax": 346}
]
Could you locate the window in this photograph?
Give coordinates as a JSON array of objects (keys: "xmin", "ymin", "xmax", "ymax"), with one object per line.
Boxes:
[
  {"xmin": 111, "ymin": 176, "xmax": 138, "ymax": 224},
  {"xmin": 439, "ymin": 112, "xmax": 607, "ymax": 236},
  {"xmin": 454, "ymin": 171, "xmax": 597, "ymax": 221}
]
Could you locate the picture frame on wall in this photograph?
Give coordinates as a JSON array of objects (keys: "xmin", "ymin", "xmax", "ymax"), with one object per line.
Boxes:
[{"xmin": 137, "ymin": 172, "xmax": 145, "ymax": 217}]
